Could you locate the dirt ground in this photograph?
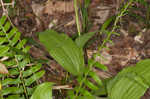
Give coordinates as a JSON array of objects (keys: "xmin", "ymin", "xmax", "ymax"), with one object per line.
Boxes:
[{"xmin": 1, "ymin": 0, "xmax": 150, "ymax": 98}]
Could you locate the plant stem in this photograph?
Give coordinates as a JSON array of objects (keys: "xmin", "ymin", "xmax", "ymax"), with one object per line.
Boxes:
[
  {"xmin": 15, "ymin": 58, "xmax": 29, "ymax": 99},
  {"xmin": 98, "ymin": 0, "xmax": 133, "ymax": 53},
  {"xmin": 74, "ymin": 0, "xmax": 81, "ymax": 36},
  {"xmin": 74, "ymin": 68, "xmax": 91, "ymax": 98},
  {"xmin": 74, "ymin": 0, "xmax": 134, "ymax": 98}
]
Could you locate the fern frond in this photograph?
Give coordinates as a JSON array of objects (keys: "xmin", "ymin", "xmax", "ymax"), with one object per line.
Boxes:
[{"xmin": 0, "ymin": 16, "xmax": 45, "ymax": 99}]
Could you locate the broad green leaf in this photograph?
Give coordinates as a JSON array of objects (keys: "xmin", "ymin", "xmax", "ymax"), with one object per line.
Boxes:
[
  {"xmin": 108, "ymin": 73, "xmax": 148, "ymax": 99},
  {"xmin": 133, "ymin": 59, "xmax": 150, "ymax": 85},
  {"xmin": 112, "ymin": 59, "xmax": 150, "ymax": 85},
  {"xmin": 78, "ymin": 96, "xmax": 108, "ymax": 99},
  {"xmin": 75, "ymin": 31, "xmax": 96, "ymax": 48},
  {"xmin": 31, "ymin": 82, "xmax": 54, "ymax": 99},
  {"xmin": 39, "ymin": 30, "xmax": 85, "ymax": 75},
  {"xmin": 107, "ymin": 59, "xmax": 150, "ymax": 99}
]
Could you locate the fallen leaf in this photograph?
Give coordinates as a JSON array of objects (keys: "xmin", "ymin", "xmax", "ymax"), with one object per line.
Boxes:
[
  {"xmin": 32, "ymin": 3, "xmax": 44, "ymax": 17},
  {"xmin": 43, "ymin": 1, "xmax": 74, "ymax": 15},
  {"xmin": 91, "ymin": 6, "xmax": 110, "ymax": 24},
  {"xmin": 0, "ymin": 63, "xmax": 9, "ymax": 74}
]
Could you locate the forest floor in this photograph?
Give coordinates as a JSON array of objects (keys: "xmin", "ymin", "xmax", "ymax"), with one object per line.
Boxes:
[{"xmin": 0, "ymin": 0, "xmax": 150, "ymax": 98}]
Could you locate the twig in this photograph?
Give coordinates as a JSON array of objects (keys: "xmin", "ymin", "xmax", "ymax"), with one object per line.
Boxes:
[
  {"xmin": 0, "ymin": 0, "xmax": 7, "ymax": 15},
  {"xmin": 0, "ymin": 2, "xmax": 14, "ymax": 7},
  {"xmin": 0, "ymin": 0, "xmax": 14, "ymax": 27},
  {"xmin": 52, "ymin": 85, "xmax": 73, "ymax": 89}
]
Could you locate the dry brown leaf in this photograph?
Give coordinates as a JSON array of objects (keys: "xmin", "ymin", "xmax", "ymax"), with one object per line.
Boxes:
[
  {"xmin": 91, "ymin": 6, "xmax": 110, "ymax": 24},
  {"xmin": 43, "ymin": 1, "xmax": 74, "ymax": 15},
  {"xmin": 87, "ymin": 49, "xmax": 112, "ymax": 65},
  {"xmin": 32, "ymin": 3, "xmax": 44, "ymax": 17},
  {"xmin": 92, "ymin": 68, "xmax": 112, "ymax": 79},
  {"xmin": 0, "ymin": 63, "xmax": 9, "ymax": 74}
]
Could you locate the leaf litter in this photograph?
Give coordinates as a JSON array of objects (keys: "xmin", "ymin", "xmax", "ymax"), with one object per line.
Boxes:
[{"xmin": 2, "ymin": 0, "xmax": 150, "ymax": 98}]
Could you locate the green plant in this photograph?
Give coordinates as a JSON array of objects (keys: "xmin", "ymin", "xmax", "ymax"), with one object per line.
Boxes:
[
  {"xmin": 94, "ymin": 0, "xmax": 150, "ymax": 99},
  {"xmin": 0, "ymin": 16, "xmax": 45, "ymax": 99},
  {"xmin": 107, "ymin": 59, "xmax": 150, "ymax": 99},
  {"xmin": 39, "ymin": 29, "xmax": 107, "ymax": 98},
  {"xmin": 38, "ymin": 0, "xmax": 138, "ymax": 99},
  {"xmin": 74, "ymin": 0, "xmax": 81, "ymax": 36},
  {"xmin": 97, "ymin": 0, "xmax": 133, "ymax": 53},
  {"xmin": 38, "ymin": 29, "xmax": 150, "ymax": 99},
  {"xmin": 1, "ymin": 0, "xmax": 150, "ymax": 99},
  {"xmin": 31, "ymin": 82, "xmax": 54, "ymax": 99},
  {"xmin": 39, "ymin": 29, "xmax": 85, "ymax": 76},
  {"xmin": 80, "ymin": 0, "xmax": 91, "ymax": 33}
]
